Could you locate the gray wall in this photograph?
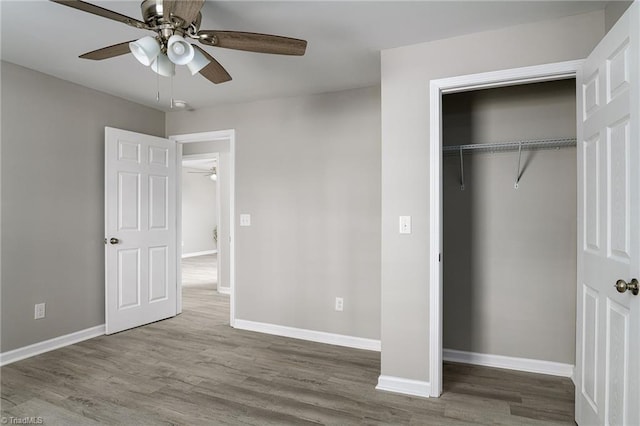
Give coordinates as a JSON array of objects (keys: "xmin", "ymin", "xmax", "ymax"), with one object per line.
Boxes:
[
  {"xmin": 442, "ymin": 80, "xmax": 577, "ymax": 364},
  {"xmin": 181, "ymin": 166, "xmax": 218, "ymax": 255},
  {"xmin": 167, "ymin": 86, "xmax": 381, "ymax": 339},
  {"xmin": 605, "ymin": 1, "xmax": 633, "ymax": 32},
  {"xmin": 380, "ymin": 11, "xmax": 604, "ymax": 381},
  {"xmin": 182, "ymin": 141, "xmax": 231, "ymax": 290},
  {"xmin": 1, "ymin": 61, "xmax": 165, "ymax": 352}
]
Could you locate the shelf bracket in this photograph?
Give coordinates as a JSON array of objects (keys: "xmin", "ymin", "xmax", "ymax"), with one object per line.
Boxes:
[
  {"xmin": 459, "ymin": 146, "xmax": 465, "ymax": 190},
  {"xmin": 514, "ymin": 142, "xmax": 523, "ymax": 189}
]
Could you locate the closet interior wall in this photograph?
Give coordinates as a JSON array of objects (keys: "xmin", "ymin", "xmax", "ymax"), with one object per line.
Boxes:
[{"xmin": 442, "ymin": 79, "xmax": 577, "ymax": 365}]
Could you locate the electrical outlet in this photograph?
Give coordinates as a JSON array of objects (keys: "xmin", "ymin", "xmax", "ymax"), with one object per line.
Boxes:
[
  {"xmin": 335, "ymin": 297, "xmax": 344, "ymax": 312},
  {"xmin": 34, "ymin": 303, "xmax": 46, "ymax": 320}
]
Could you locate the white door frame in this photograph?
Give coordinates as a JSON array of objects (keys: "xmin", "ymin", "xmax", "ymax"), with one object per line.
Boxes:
[
  {"xmin": 428, "ymin": 60, "xmax": 583, "ymax": 397},
  {"xmin": 170, "ymin": 129, "xmax": 236, "ymax": 327}
]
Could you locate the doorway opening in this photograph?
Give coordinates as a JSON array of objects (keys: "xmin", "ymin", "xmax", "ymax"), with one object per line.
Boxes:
[
  {"xmin": 429, "ymin": 60, "xmax": 582, "ymax": 397},
  {"xmin": 181, "ymin": 153, "xmax": 221, "ymax": 295},
  {"xmin": 171, "ymin": 130, "xmax": 236, "ymax": 326}
]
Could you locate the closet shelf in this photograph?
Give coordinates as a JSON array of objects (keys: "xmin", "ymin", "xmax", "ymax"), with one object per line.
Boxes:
[
  {"xmin": 445, "ymin": 137, "xmax": 577, "ymax": 191},
  {"xmin": 443, "ymin": 138, "xmax": 576, "ymax": 156}
]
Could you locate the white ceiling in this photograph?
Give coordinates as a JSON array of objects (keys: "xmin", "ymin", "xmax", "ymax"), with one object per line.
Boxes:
[{"xmin": 1, "ymin": 1, "xmax": 610, "ymax": 112}]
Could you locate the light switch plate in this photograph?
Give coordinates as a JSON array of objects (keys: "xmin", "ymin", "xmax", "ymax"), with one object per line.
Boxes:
[
  {"xmin": 399, "ymin": 216, "xmax": 411, "ymax": 234},
  {"xmin": 240, "ymin": 214, "xmax": 251, "ymax": 227}
]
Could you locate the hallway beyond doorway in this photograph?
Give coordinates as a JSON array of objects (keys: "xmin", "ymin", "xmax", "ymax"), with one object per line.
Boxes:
[{"xmin": 182, "ymin": 254, "xmax": 218, "ymax": 289}]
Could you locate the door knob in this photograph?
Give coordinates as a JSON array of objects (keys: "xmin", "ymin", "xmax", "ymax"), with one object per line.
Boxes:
[
  {"xmin": 614, "ymin": 278, "xmax": 639, "ymax": 296},
  {"xmin": 109, "ymin": 237, "xmax": 120, "ymax": 245}
]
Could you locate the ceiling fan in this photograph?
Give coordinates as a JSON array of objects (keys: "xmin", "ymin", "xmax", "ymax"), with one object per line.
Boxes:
[
  {"xmin": 188, "ymin": 166, "xmax": 217, "ymax": 181},
  {"xmin": 50, "ymin": 0, "xmax": 308, "ymax": 84}
]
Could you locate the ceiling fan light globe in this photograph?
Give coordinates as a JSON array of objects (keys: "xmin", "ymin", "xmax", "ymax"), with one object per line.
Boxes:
[
  {"xmin": 151, "ymin": 54, "xmax": 175, "ymax": 77},
  {"xmin": 167, "ymin": 35, "xmax": 195, "ymax": 65},
  {"xmin": 186, "ymin": 48, "xmax": 211, "ymax": 75},
  {"xmin": 129, "ymin": 36, "xmax": 160, "ymax": 66},
  {"xmin": 172, "ymin": 44, "xmax": 185, "ymax": 55}
]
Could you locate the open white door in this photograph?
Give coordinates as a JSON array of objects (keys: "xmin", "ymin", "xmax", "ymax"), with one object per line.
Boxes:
[
  {"xmin": 576, "ymin": 2, "xmax": 639, "ymax": 425},
  {"xmin": 105, "ymin": 127, "xmax": 177, "ymax": 334}
]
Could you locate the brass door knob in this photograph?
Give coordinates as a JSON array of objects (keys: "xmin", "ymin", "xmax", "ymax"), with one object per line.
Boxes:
[
  {"xmin": 109, "ymin": 237, "xmax": 120, "ymax": 245},
  {"xmin": 615, "ymin": 278, "xmax": 639, "ymax": 296}
]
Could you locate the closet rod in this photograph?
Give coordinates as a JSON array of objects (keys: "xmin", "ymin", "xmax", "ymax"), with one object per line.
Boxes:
[
  {"xmin": 442, "ymin": 137, "xmax": 576, "ymax": 156},
  {"xmin": 446, "ymin": 137, "xmax": 576, "ymax": 190}
]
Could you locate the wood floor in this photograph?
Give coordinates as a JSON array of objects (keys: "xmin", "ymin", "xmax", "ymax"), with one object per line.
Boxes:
[
  {"xmin": 181, "ymin": 253, "xmax": 218, "ymax": 288},
  {"xmin": 1, "ymin": 287, "xmax": 576, "ymax": 425}
]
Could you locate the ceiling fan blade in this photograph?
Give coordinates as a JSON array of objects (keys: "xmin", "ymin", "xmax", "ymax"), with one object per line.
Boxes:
[
  {"xmin": 49, "ymin": 0, "xmax": 147, "ymax": 29},
  {"xmin": 193, "ymin": 46, "xmax": 232, "ymax": 84},
  {"xmin": 198, "ymin": 31, "xmax": 307, "ymax": 56},
  {"xmin": 163, "ymin": 0, "xmax": 204, "ymax": 27},
  {"xmin": 79, "ymin": 41, "xmax": 135, "ymax": 60}
]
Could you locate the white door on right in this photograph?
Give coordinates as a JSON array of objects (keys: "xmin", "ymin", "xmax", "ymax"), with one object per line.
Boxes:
[{"xmin": 576, "ymin": 2, "xmax": 639, "ymax": 425}]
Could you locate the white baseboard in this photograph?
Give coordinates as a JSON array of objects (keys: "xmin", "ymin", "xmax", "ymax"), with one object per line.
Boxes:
[
  {"xmin": 233, "ymin": 319, "xmax": 381, "ymax": 352},
  {"xmin": 181, "ymin": 249, "xmax": 217, "ymax": 258},
  {"xmin": 443, "ymin": 348, "xmax": 574, "ymax": 378},
  {"xmin": 217, "ymin": 286, "xmax": 230, "ymax": 295},
  {"xmin": 376, "ymin": 375, "xmax": 431, "ymax": 398},
  {"xmin": 0, "ymin": 325, "xmax": 105, "ymax": 367}
]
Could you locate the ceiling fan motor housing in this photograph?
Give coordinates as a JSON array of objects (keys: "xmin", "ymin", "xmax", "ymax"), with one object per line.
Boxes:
[
  {"xmin": 141, "ymin": 0, "xmax": 164, "ymax": 24},
  {"xmin": 141, "ymin": 0, "xmax": 201, "ymax": 33}
]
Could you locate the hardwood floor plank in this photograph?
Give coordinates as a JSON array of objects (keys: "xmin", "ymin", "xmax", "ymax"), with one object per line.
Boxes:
[
  {"xmin": 241, "ymin": 374, "xmax": 423, "ymax": 423},
  {"xmin": 3, "ymin": 398, "xmax": 102, "ymax": 426},
  {"xmin": 181, "ymin": 253, "xmax": 218, "ymax": 289},
  {"xmin": 194, "ymin": 381, "xmax": 364, "ymax": 424},
  {"xmin": 444, "ymin": 381, "xmax": 523, "ymax": 403},
  {"xmin": 510, "ymin": 403, "xmax": 576, "ymax": 423}
]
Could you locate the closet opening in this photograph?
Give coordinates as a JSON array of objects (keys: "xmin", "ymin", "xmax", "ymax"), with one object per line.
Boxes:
[{"xmin": 441, "ymin": 79, "xmax": 577, "ymax": 395}]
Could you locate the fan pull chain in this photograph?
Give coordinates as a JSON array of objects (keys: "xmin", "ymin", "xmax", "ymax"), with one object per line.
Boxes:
[
  {"xmin": 170, "ymin": 73, "xmax": 174, "ymax": 109},
  {"xmin": 156, "ymin": 70, "xmax": 160, "ymax": 103}
]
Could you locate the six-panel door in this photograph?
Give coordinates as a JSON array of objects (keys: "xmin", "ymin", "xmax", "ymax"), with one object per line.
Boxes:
[
  {"xmin": 576, "ymin": 3, "xmax": 639, "ymax": 425},
  {"xmin": 105, "ymin": 127, "xmax": 177, "ymax": 334}
]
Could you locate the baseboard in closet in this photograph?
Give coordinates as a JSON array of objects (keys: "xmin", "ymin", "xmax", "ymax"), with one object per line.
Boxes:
[{"xmin": 443, "ymin": 348, "xmax": 574, "ymax": 378}]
